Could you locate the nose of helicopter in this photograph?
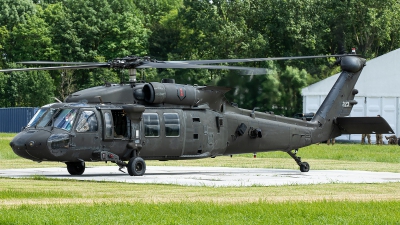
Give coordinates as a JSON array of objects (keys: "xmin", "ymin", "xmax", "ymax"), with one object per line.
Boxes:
[{"xmin": 10, "ymin": 130, "xmax": 52, "ymax": 161}]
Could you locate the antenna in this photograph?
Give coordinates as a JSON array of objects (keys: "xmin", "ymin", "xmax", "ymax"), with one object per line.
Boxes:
[
  {"xmin": 95, "ymin": 96, "xmax": 104, "ymax": 104},
  {"xmin": 53, "ymin": 97, "xmax": 62, "ymax": 103},
  {"xmin": 250, "ymin": 107, "xmax": 260, "ymax": 118}
]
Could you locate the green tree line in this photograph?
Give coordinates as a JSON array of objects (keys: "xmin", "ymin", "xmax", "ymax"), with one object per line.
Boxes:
[{"xmin": 1, "ymin": 0, "xmax": 399, "ymax": 116}]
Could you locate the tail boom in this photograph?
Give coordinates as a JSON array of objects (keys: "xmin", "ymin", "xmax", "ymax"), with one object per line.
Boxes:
[{"xmin": 311, "ymin": 56, "xmax": 367, "ymax": 143}]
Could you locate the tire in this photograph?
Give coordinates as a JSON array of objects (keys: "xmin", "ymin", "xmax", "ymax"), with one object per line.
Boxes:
[
  {"xmin": 300, "ymin": 162, "xmax": 310, "ymax": 172},
  {"xmin": 66, "ymin": 161, "xmax": 85, "ymax": 175},
  {"xmin": 127, "ymin": 157, "xmax": 146, "ymax": 176}
]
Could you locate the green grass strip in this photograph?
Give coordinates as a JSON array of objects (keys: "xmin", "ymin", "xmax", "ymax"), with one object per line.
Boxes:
[{"xmin": 0, "ymin": 201, "xmax": 399, "ymax": 225}]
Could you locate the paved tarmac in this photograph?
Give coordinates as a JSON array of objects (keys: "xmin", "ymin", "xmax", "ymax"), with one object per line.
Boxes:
[{"xmin": 1, "ymin": 166, "xmax": 400, "ymax": 187}]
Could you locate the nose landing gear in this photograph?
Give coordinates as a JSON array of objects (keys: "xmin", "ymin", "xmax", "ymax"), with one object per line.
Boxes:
[{"xmin": 66, "ymin": 161, "xmax": 85, "ymax": 175}]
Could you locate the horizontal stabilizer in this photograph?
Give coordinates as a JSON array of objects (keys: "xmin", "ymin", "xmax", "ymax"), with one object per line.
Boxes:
[{"xmin": 335, "ymin": 117, "xmax": 394, "ymax": 134}]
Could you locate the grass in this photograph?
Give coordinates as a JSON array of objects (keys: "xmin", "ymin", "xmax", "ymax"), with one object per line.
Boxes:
[
  {"xmin": 0, "ymin": 133, "xmax": 18, "ymax": 160},
  {"xmin": 0, "ymin": 201, "xmax": 399, "ymax": 225},
  {"xmin": 0, "ymin": 133, "xmax": 16, "ymax": 138},
  {"xmin": 1, "ymin": 178, "xmax": 400, "ymax": 204},
  {"xmin": 1, "ymin": 133, "xmax": 400, "ymax": 224},
  {"xmin": 0, "ymin": 178, "xmax": 400, "ymax": 224}
]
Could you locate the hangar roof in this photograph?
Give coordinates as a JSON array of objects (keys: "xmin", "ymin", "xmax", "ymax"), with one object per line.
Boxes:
[{"xmin": 302, "ymin": 48, "xmax": 400, "ymax": 97}]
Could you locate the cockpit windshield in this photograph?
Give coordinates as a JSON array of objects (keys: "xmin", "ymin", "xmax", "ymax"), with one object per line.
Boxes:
[
  {"xmin": 26, "ymin": 107, "xmax": 78, "ymax": 131},
  {"xmin": 53, "ymin": 109, "xmax": 78, "ymax": 131},
  {"xmin": 27, "ymin": 108, "xmax": 47, "ymax": 127},
  {"xmin": 36, "ymin": 108, "xmax": 57, "ymax": 128}
]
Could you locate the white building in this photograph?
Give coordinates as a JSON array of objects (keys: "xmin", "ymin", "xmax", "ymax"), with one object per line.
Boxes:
[{"xmin": 301, "ymin": 49, "xmax": 400, "ymax": 143}]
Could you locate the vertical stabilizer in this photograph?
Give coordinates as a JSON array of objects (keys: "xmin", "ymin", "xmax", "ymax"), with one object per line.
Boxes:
[{"xmin": 311, "ymin": 56, "xmax": 366, "ymax": 143}]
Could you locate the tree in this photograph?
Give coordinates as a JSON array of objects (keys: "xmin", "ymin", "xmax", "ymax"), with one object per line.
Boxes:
[
  {"xmin": 0, "ymin": 26, "xmax": 8, "ymax": 68},
  {"xmin": 54, "ymin": 0, "xmax": 149, "ymax": 62},
  {"xmin": 275, "ymin": 66, "xmax": 309, "ymax": 116},
  {"xmin": 28, "ymin": 0, "xmax": 151, "ymax": 92},
  {"xmin": 0, "ymin": 0, "xmax": 36, "ymax": 30},
  {"xmin": 0, "ymin": 63, "xmax": 55, "ymax": 107},
  {"xmin": 6, "ymin": 7, "xmax": 57, "ymax": 62},
  {"xmin": 148, "ymin": 7, "xmax": 183, "ymax": 61},
  {"xmin": 313, "ymin": 0, "xmax": 400, "ymax": 59},
  {"xmin": 217, "ymin": 61, "xmax": 281, "ymax": 113},
  {"xmin": 133, "ymin": 0, "xmax": 183, "ymax": 27}
]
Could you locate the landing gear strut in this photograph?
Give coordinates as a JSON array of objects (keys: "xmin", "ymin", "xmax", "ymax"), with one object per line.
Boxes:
[
  {"xmin": 95, "ymin": 150, "xmax": 147, "ymax": 176},
  {"xmin": 66, "ymin": 161, "xmax": 85, "ymax": 175},
  {"xmin": 287, "ymin": 149, "xmax": 310, "ymax": 172}
]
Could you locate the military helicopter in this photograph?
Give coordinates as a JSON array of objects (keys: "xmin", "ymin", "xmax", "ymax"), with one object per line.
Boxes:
[{"xmin": 0, "ymin": 54, "xmax": 394, "ymax": 176}]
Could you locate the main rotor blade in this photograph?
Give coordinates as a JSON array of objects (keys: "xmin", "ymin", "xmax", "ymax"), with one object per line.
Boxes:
[
  {"xmin": 2, "ymin": 54, "xmax": 352, "ymax": 73},
  {"xmin": 0, "ymin": 64, "xmax": 109, "ymax": 72},
  {"xmin": 167, "ymin": 54, "xmax": 354, "ymax": 65},
  {"xmin": 137, "ymin": 62, "xmax": 270, "ymax": 75},
  {"xmin": 18, "ymin": 61, "xmax": 100, "ymax": 65}
]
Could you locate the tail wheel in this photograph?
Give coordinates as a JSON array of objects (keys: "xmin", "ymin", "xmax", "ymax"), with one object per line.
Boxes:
[
  {"xmin": 300, "ymin": 162, "xmax": 310, "ymax": 172},
  {"xmin": 127, "ymin": 157, "xmax": 146, "ymax": 176},
  {"xmin": 66, "ymin": 161, "xmax": 85, "ymax": 175}
]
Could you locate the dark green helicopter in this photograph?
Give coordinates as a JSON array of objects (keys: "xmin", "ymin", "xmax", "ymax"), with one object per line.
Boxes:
[{"xmin": 0, "ymin": 54, "xmax": 394, "ymax": 176}]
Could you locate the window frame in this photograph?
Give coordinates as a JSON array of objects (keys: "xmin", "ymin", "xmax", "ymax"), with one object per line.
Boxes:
[
  {"xmin": 104, "ymin": 112, "xmax": 113, "ymax": 139},
  {"xmin": 163, "ymin": 113, "xmax": 180, "ymax": 137},
  {"xmin": 75, "ymin": 110, "xmax": 98, "ymax": 133},
  {"xmin": 143, "ymin": 113, "xmax": 160, "ymax": 137}
]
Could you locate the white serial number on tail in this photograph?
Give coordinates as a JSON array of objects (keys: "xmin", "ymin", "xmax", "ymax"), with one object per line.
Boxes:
[{"xmin": 342, "ymin": 101, "xmax": 350, "ymax": 107}]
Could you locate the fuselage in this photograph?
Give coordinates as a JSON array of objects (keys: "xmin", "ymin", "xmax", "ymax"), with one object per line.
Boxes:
[{"xmin": 9, "ymin": 100, "xmax": 319, "ymax": 163}]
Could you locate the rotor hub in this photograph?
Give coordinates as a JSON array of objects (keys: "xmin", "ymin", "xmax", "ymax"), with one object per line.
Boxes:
[{"xmin": 108, "ymin": 56, "xmax": 160, "ymax": 69}]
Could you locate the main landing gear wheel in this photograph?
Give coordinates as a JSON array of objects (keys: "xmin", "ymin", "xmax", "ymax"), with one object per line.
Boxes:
[
  {"xmin": 66, "ymin": 161, "xmax": 85, "ymax": 175},
  {"xmin": 127, "ymin": 157, "xmax": 146, "ymax": 176},
  {"xmin": 300, "ymin": 162, "xmax": 310, "ymax": 172},
  {"xmin": 287, "ymin": 149, "xmax": 310, "ymax": 173}
]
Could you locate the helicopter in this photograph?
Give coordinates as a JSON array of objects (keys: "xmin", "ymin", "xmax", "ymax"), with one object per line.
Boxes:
[{"xmin": 0, "ymin": 54, "xmax": 394, "ymax": 176}]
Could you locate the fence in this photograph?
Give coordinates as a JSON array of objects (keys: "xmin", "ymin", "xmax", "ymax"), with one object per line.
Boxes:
[{"xmin": 0, "ymin": 108, "xmax": 38, "ymax": 133}]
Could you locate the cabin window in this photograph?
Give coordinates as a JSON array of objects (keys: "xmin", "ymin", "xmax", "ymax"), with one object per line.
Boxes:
[
  {"xmin": 193, "ymin": 118, "xmax": 200, "ymax": 122},
  {"xmin": 143, "ymin": 113, "xmax": 160, "ymax": 137},
  {"xmin": 76, "ymin": 111, "xmax": 98, "ymax": 133},
  {"xmin": 216, "ymin": 116, "xmax": 223, "ymax": 133},
  {"xmin": 104, "ymin": 112, "xmax": 113, "ymax": 138},
  {"xmin": 164, "ymin": 113, "xmax": 180, "ymax": 137}
]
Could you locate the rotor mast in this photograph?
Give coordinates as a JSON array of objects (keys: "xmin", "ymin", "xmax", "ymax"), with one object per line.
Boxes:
[
  {"xmin": 129, "ymin": 69, "xmax": 137, "ymax": 83},
  {"xmin": 109, "ymin": 56, "xmax": 153, "ymax": 86}
]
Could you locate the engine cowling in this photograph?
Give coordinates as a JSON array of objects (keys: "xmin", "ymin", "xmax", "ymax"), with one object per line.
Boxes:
[{"xmin": 143, "ymin": 82, "xmax": 198, "ymax": 105}]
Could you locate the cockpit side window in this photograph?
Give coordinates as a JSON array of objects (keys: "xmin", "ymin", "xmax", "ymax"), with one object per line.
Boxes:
[
  {"xmin": 27, "ymin": 108, "xmax": 47, "ymax": 127},
  {"xmin": 76, "ymin": 111, "xmax": 98, "ymax": 133},
  {"xmin": 143, "ymin": 113, "xmax": 160, "ymax": 137},
  {"xmin": 53, "ymin": 109, "xmax": 78, "ymax": 131}
]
